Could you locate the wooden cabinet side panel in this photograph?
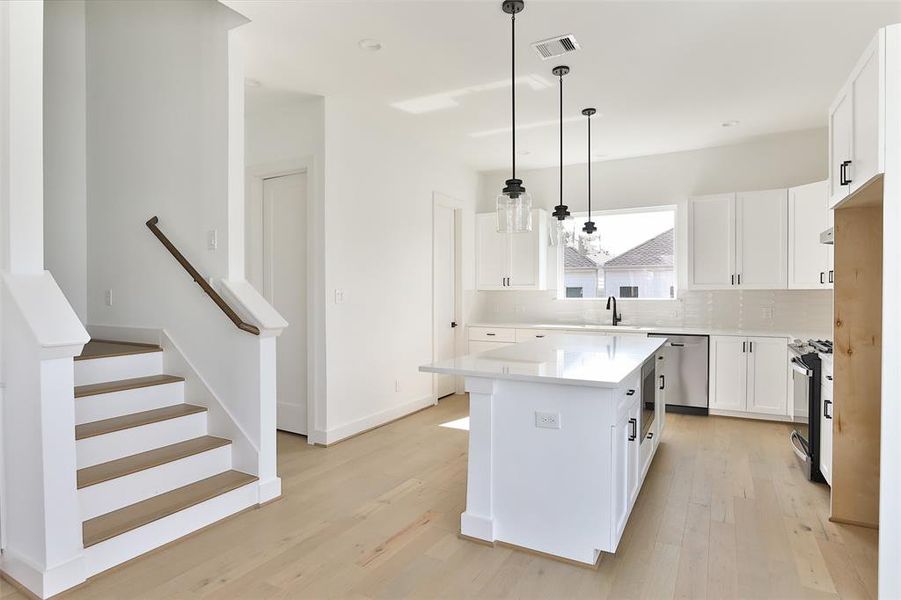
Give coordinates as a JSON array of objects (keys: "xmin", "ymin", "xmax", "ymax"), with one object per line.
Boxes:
[{"xmin": 832, "ymin": 206, "xmax": 882, "ymax": 528}]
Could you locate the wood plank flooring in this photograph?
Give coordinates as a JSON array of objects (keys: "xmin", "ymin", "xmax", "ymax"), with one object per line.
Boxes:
[{"xmin": 1, "ymin": 394, "xmax": 876, "ymax": 599}]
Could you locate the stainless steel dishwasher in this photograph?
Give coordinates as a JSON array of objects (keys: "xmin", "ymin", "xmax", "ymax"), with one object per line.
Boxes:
[{"xmin": 648, "ymin": 333, "xmax": 709, "ymax": 414}]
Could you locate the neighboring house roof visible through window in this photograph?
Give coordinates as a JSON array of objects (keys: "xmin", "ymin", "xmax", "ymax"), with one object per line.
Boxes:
[
  {"xmin": 564, "ymin": 246, "xmax": 600, "ymax": 270},
  {"xmin": 603, "ymin": 228, "xmax": 674, "ymax": 269}
]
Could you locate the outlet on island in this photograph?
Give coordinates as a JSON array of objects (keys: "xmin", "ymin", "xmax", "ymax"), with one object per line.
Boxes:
[{"xmin": 535, "ymin": 411, "xmax": 561, "ymax": 429}]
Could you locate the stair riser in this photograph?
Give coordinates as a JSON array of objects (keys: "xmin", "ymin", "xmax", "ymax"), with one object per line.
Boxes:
[
  {"xmin": 75, "ymin": 353, "xmax": 163, "ymax": 386},
  {"xmin": 76, "ymin": 382, "xmax": 185, "ymax": 425},
  {"xmin": 83, "ymin": 482, "xmax": 259, "ymax": 577},
  {"xmin": 79, "ymin": 446, "xmax": 232, "ymax": 520},
  {"xmin": 77, "ymin": 413, "xmax": 208, "ymax": 469}
]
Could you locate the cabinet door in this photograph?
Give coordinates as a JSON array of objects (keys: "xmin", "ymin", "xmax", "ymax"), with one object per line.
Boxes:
[
  {"xmin": 746, "ymin": 337, "xmax": 789, "ymax": 416},
  {"xmin": 850, "ymin": 37, "xmax": 881, "ymax": 194},
  {"xmin": 826, "ymin": 202, "xmax": 835, "ymax": 289},
  {"xmin": 612, "ymin": 416, "xmax": 631, "ymax": 544},
  {"xmin": 626, "ymin": 400, "xmax": 641, "ymax": 506},
  {"xmin": 736, "ymin": 189, "xmax": 788, "ymax": 289},
  {"xmin": 828, "ymin": 89, "xmax": 853, "ymax": 208},
  {"xmin": 820, "ymin": 386, "xmax": 833, "ymax": 486},
  {"xmin": 710, "ymin": 336, "xmax": 747, "ymax": 412},
  {"xmin": 655, "ymin": 351, "xmax": 666, "ymax": 437},
  {"xmin": 688, "ymin": 194, "xmax": 736, "ymax": 289},
  {"xmin": 476, "ymin": 213, "xmax": 508, "ymax": 290},
  {"xmin": 508, "ymin": 210, "xmax": 547, "ymax": 289},
  {"xmin": 788, "ymin": 181, "xmax": 829, "ymax": 289}
]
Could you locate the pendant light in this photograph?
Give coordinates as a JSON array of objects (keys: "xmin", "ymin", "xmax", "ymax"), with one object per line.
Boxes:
[
  {"xmin": 551, "ymin": 65, "xmax": 571, "ymax": 224},
  {"xmin": 496, "ymin": 0, "xmax": 532, "ymax": 233},
  {"xmin": 581, "ymin": 107, "xmax": 597, "ymax": 235}
]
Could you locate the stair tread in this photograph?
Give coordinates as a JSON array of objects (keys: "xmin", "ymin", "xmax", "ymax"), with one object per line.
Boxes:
[
  {"xmin": 76, "ymin": 340, "xmax": 162, "ymax": 361},
  {"xmin": 77, "ymin": 436, "xmax": 232, "ymax": 489},
  {"xmin": 82, "ymin": 470, "xmax": 257, "ymax": 547},
  {"xmin": 75, "ymin": 374, "xmax": 185, "ymax": 398},
  {"xmin": 76, "ymin": 404, "xmax": 206, "ymax": 440}
]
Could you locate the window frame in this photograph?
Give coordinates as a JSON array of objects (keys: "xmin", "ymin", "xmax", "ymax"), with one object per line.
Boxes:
[{"xmin": 556, "ymin": 204, "xmax": 679, "ymax": 301}]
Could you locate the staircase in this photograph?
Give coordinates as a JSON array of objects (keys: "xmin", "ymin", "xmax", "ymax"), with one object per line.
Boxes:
[{"xmin": 74, "ymin": 339, "xmax": 259, "ymax": 574}]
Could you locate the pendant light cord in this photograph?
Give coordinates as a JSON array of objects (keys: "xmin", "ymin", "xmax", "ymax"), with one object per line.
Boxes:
[
  {"xmin": 511, "ymin": 12, "xmax": 516, "ymax": 180},
  {"xmin": 559, "ymin": 72, "xmax": 563, "ymax": 211},
  {"xmin": 587, "ymin": 112, "xmax": 591, "ymax": 221}
]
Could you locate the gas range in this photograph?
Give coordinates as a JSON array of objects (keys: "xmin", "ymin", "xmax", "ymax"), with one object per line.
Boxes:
[{"xmin": 789, "ymin": 339, "xmax": 833, "ymax": 356}]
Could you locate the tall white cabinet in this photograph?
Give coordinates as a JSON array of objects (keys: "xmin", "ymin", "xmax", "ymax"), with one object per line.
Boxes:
[
  {"xmin": 688, "ymin": 190, "xmax": 787, "ymax": 290},
  {"xmin": 709, "ymin": 335, "xmax": 789, "ymax": 418},
  {"xmin": 476, "ymin": 210, "xmax": 548, "ymax": 290},
  {"xmin": 788, "ymin": 180, "xmax": 833, "ymax": 289},
  {"xmin": 828, "ymin": 31, "xmax": 885, "ymax": 208}
]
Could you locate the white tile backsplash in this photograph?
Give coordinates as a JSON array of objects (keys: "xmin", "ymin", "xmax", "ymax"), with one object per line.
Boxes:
[{"xmin": 471, "ymin": 289, "xmax": 833, "ymax": 338}]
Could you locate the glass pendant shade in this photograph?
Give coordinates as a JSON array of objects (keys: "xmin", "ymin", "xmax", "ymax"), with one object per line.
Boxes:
[{"xmin": 496, "ymin": 179, "xmax": 532, "ymax": 233}]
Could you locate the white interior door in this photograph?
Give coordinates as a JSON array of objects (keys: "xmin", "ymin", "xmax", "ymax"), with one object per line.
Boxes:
[
  {"xmin": 263, "ymin": 172, "xmax": 308, "ymax": 434},
  {"xmin": 434, "ymin": 204, "xmax": 457, "ymax": 398}
]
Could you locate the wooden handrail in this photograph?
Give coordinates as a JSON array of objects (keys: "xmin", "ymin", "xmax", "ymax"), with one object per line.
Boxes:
[{"xmin": 146, "ymin": 216, "xmax": 260, "ymax": 335}]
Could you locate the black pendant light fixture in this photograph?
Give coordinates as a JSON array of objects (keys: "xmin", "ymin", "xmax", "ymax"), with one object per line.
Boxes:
[
  {"xmin": 496, "ymin": 0, "xmax": 532, "ymax": 233},
  {"xmin": 582, "ymin": 107, "xmax": 597, "ymax": 235},
  {"xmin": 551, "ymin": 65, "xmax": 571, "ymax": 223}
]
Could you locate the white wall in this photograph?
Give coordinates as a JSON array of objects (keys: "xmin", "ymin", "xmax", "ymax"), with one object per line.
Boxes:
[
  {"xmin": 43, "ymin": 0, "xmax": 87, "ymax": 322},
  {"xmin": 320, "ymin": 95, "xmax": 478, "ymax": 442},
  {"xmin": 474, "ymin": 128, "xmax": 833, "ymax": 337}
]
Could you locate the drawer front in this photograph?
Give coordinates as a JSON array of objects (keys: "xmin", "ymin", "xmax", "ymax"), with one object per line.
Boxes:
[
  {"xmin": 515, "ymin": 328, "xmax": 552, "ymax": 342},
  {"xmin": 468, "ymin": 327, "xmax": 516, "ymax": 343},
  {"xmin": 617, "ymin": 373, "xmax": 642, "ymax": 420}
]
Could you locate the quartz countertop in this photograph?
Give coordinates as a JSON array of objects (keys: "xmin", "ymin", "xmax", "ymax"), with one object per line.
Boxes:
[
  {"xmin": 420, "ymin": 334, "xmax": 666, "ymax": 388},
  {"xmin": 467, "ymin": 321, "xmax": 818, "ymax": 340}
]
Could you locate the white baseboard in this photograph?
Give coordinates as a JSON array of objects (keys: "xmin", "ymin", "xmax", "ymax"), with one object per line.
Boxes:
[
  {"xmin": 258, "ymin": 477, "xmax": 282, "ymax": 504},
  {"xmin": 323, "ymin": 393, "xmax": 435, "ymax": 445},
  {"xmin": 460, "ymin": 511, "xmax": 494, "ymax": 542},
  {"xmin": 276, "ymin": 402, "xmax": 307, "ymax": 435},
  {"xmin": 1, "ymin": 548, "xmax": 86, "ymax": 599}
]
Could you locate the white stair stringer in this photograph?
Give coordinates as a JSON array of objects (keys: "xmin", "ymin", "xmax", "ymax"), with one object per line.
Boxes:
[
  {"xmin": 75, "ymin": 352, "xmax": 163, "ymax": 386},
  {"xmin": 75, "ymin": 380, "xmax": 185, "ymax": 424},
  {"xmin": 83, "ymin": 481, "xmax": 259, "ymax": 577},
  {"xmin": 76, "ymin": 412, "xmax": 207, "ymax": 469},
  {"xmin": 79, "ymin": 443, "xmax": 233, "ymax": 520}
]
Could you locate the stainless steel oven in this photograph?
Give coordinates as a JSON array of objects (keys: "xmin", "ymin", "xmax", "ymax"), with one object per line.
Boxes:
[{"xmin": 788, "ymin": 339, "xmax": 830, "ymax": 484}]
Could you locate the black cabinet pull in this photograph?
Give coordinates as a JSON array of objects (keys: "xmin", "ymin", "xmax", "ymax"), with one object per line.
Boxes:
[
  {"xmin": 749, "ymin": 341, "xmax": 753, "ymax": 353},
  {"xmin": 628, "ymin": 418, "xmax": 637, "ymax": 441},
  {"xmin": 659, "ymin": 374, "xmax": 665, "ymax": 390},
  {"xmin": 626, "ymin": 389, "xmax": 636, "ymax": 396},
  {"xmin": 486, "ymin": 332, "xmax": 496, "ymax": 336},
  {"xmin": 647, "ymin": 432, "xmax": 654, "ymax": 440},
  {"xmin": 737, "ymin": 273, "xmax": 741, "ymax": 285},
  {"xmin": 840, "ymin": 160, "xmax": 852, "ymax": 186},
  {"xmin": 731, "ymin": 274, "xmax": 735, "ymax": 285},
  {"xmin": 824, "ymin": 399, "xmax": 833, "ymax": 419},
  {"xmin": 451, "ymin": 321, "xmax": 458, "ymax": 328},
  {"xmin": 535, "ymin": 334, "xmax": 545, "ymax": 338},
  {"xmin": 820, "ymin": 272, "xmax": 825, "ymax": 284},
  {"xmin": 828, "ymin": 270, "xmax": 834, "ymax": 284},
  {"xmin": 742, "ymin": 341, "xmax": 746, "ymax": 353}
]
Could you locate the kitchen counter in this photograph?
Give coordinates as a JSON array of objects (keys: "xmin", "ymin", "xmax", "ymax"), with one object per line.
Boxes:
[
  {"xmin": 421, "ymin": 334, "xmax": 665, "ymax": 388},
  {"xmin": 467, "ymin": 321, "xmax": 815, "ymax": 340}
]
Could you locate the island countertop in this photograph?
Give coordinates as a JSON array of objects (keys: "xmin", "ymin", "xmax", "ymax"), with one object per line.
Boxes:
[{"xmin": 420, "ymin": 333, "xmax": 666, "ymax": 388}]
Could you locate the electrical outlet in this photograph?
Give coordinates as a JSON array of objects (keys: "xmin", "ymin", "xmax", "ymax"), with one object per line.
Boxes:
[
  {"xmin": 334, "ymin": 289, "xmax": 345, "ymax": 304},
  {"xmin": 104, "ymin": 289, "xmax": 113, "ymax": 307},
  {"xmin": 395, "ymin": 379, "xmax": 401, "ymax": 392},
  {"xmin": 207, "ymin": 229, "xmax": 218, "ymax": 250},
  {"xmin": 535, "ymin": 411, "xmax": 561, "ymax": 429},
  {"xmin": 761, "ymin": 307, "xmax": 774, "ymax": 319}
]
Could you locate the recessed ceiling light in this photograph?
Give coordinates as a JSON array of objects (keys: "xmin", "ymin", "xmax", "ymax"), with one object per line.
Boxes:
[
  {"xmin": 244, "ymin": 78, "xmax": 261, "ymax": 88},
  {"xmin": 721, "ymin": 120, "xmax": 740, "ymax": 128},
  {"xmin": 358, "ymin": 38, "xmax": 382, "ymax": 52}
]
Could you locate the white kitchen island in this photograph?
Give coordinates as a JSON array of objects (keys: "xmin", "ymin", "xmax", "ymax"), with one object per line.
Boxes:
[{"xmin": 420, "ymin": 334, "xmax": 668, "ymax": 566}]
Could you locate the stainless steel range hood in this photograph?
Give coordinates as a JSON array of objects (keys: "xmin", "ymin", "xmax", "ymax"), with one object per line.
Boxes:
[{"xmin": 820, "ymin": 227, "xmax": 834, "ymax": 245}]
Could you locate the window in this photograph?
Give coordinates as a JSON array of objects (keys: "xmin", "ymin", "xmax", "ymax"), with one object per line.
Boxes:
[{"xmin": 559, "ymin": 206, "xmax": 676, "ymax": 300}]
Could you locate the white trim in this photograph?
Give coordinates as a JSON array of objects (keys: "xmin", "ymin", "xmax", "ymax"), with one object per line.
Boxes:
[
  {"xmin": 432, "ymin": 192, "xmax": 465, "ymax": 399},
  {"xmin": 322, "ymin": 393, "xmax": 436, "ymax": 445},
  {"xmin": 708, "ymin": 408, "xmax": 793, "ymax": 423},
  {"xmin": 1, "ymin": 548, "xmax": 86, "ymax": 600}
]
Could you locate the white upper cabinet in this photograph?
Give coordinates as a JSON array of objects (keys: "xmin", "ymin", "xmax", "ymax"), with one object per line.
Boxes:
[
  {"xmin": 788, "ymin": 181, "xmax": 832, "ymax": 290},
  {"xmin": 736, "ymin": 189, "xmax": 788, "ymax": 289},
  {"xmin": 687, "ymin": 193, "xmax": 736, "ymax": 289},
  {"xmin": 828, "ymin": 31, "xmax": 886, "ymax": 208},
  {"xmin": 476, "ymin": 209, "xmax": 548, "ymax": 291},
  {"xmin": 688, "ymin": 190, "xmax": 786, "ymax": 290}
]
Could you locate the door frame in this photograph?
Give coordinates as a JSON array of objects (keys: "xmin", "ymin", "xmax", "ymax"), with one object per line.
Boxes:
[
  {"xmin": 246, "ymin": 158, "xmax": 316, "ymax": 436},
  {"xmin": 432, "ymin": 192, "xmax": 464, "ymax": 400}
]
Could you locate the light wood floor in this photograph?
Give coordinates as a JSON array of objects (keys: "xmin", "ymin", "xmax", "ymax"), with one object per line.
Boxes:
[{"xmin": 3, "ymin": 394, "xmax": 877, "ymax": 599}]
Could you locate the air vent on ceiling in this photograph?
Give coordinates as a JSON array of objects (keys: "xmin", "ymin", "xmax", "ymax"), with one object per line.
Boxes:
[{"xmin": 531, "ymin": 34, "xmax": 581, "ymax": 60}]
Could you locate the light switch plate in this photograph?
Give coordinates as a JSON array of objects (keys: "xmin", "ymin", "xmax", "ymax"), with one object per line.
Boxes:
[
  {"xmin": 334, "ymin": 289, "xmax": 345, "ymax": 304},
  {"xmin": 104, "ymin": 289, "xmax": 113, "ymax": 307},
  {"xmin": 207, "ymin": 229, "xmax": 218, "ymax": 250}
]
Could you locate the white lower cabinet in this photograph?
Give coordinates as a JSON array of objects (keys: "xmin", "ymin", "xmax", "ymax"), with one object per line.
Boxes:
[
  {"xmin": 613, "ymin": 387, "xmax": 641, "ymax": 543},
  {"xmin": 710, "ymin": 335, "xmax": 788, "ymax": 418},
  {"xmin": 820, "ymin": 368, "xmax": 834, "ymax": 485},
  {"xmin": 468, "ymin": 340, "xmax": 513, "ymax": 354}
]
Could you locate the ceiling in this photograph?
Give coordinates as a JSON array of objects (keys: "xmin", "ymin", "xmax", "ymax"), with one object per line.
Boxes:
[{"xmin": 225, "ymin": 1, "xmax": 901, "ymax": 172}]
